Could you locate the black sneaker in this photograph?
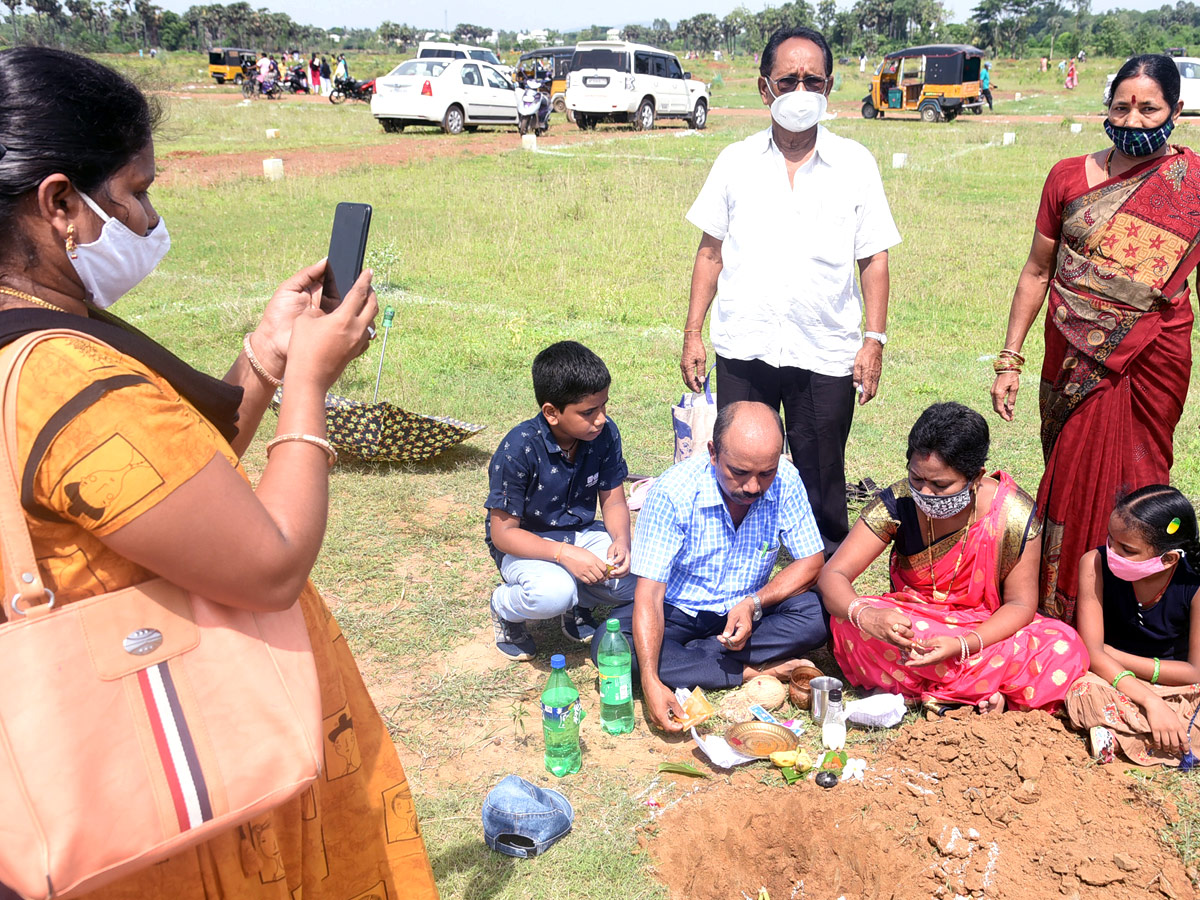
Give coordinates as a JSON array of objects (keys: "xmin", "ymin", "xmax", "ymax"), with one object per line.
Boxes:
[
  {"xmin": 490, "ymin": 599, "xmax": 536, "ymax": 661},
  {"xmin": 561, "ymin": 606, "xmax": 598, "ymax": 644}
]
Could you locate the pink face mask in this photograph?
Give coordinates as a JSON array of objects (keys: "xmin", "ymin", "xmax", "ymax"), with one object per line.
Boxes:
[{"xmin": 1107, "ymin": 540, "xmax": 1177, "ymax": 582}]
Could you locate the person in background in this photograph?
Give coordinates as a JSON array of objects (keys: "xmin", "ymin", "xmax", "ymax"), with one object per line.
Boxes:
[
  {"xmin": 1065, "ymin": 58, "xmax": 1078, "ymax": 89},
  {"xmin": 484, "ymin": 341, "xmax": 633, "ymax": 661},
  {"xmin": 0, "ymin": 47, "xmax": 438, "ymax": 898},
  {"xmin": 310, "ymin": 52, "xmax": 321, "ymax": 95},
  {"xmin": 335, "ymin": 53, "xmax": 349, "ymax": 83},
  {"xmin": 681, "ymin": 25, "xmax": 901, "ymax": 556},
  {"xmin": 819, "ymin": 403, "xmax": 1088, "ymax": 715},
  {"xmin": 615, "ymin": 401, "xmax": 828, "ymax": 731},
  {"xmin": 859, "ymin": 51, "xmax": 867, "ymax": 73},
  {"xmin": 320, "ymin": 55, "xmax": 332, "ymax": 95},
  {"xmin": 1066, "ymin": 486, "xmax": 1200, "ymax": 766},
  {"xmin": 990, "ymin": 55, "xmax": 1199, "ymax": 625},
  {"xmin": 980, "ymin": 60, "xmax": 993, "ymax": 111}
]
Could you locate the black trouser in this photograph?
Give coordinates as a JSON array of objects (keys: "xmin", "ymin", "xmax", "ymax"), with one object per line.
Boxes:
[
  {"xmin": 716, "ymin": 355, "xmax": 855, "ymax": 555},
  {"xmin": 982, "ymin": 88, "xmax": 993, "ymax": 110}
]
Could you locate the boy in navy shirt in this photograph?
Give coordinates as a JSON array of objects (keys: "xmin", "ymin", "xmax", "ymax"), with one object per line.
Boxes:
[{"xmin": 485, "ymin": 342, "xmax": 634, "ymax": 660}]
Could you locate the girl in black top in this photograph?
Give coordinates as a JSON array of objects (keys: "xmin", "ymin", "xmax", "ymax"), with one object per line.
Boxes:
[{"xmin": 1065, "ymin": 484, "xmax": 1200, "ymax": 766}]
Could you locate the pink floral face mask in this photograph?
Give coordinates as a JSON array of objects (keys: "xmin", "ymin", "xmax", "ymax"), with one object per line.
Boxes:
[{"xmin": 1106, "ymin": 540, "xmax": 1178, "ymax": 582}]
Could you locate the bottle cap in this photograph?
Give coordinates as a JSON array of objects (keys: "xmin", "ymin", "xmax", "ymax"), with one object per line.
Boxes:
[
  {"xmin": 606, "ymin": 618, "xmax": 620, "ymax": 632},
  {"xmin": 550, "ymin": 654, "xmax": 566, "ymax": 669},
  {"xmin": 829, "ymin": 689, "xmax": 843, "ymax": 703}
]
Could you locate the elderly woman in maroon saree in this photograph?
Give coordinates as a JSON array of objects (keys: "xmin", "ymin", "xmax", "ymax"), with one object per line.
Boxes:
[{"xmin": 991, "ymin": 55, "xmax": 1200, "ymax": 624}]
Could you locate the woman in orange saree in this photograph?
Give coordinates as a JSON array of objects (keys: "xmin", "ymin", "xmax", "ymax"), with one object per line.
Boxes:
[
  {"xmin": 819, "ymin": 403, "xmax": 1089, "ymax": 712},
  {"xmin": 991, "ymin": 55, "xmax": 1200, "ymax": 625}
]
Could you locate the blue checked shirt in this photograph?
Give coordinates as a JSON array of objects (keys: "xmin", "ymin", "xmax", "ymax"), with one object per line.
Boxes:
[{"xmin": 632, "ymin": 454, "xmax": 823, "ymax": 614}]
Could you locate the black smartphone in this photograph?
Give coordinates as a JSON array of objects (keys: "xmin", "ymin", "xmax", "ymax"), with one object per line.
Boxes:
[{"xmin": 320, "ymin": 202, "xmax": 372, "ymax": 312}]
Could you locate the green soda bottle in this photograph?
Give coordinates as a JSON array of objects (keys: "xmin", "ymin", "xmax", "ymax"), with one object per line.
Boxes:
[
  {"xmin": 597, "ymin": 619, "xmax": 635, "ymax": 734},
  {"xmin": 542, "ymin": 654, "xmax": 583, "ymax": 776}
]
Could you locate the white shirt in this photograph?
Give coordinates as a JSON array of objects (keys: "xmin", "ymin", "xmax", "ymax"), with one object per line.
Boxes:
[{"xmin": 686, "ymin": 125, "xmax": 901, "ymax": 377}]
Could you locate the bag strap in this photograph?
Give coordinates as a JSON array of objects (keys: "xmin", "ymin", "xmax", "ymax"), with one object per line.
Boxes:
[
  {"xmin": 0, "ymin": 328, "xmax": 114, "ymax": 619},
  {"xmin": 702, "ymin": 364, "xmax": 716, "ymax": 404}
]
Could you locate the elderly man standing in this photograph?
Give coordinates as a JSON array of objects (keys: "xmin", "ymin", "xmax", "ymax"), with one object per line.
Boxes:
[
  {"xmin": 593, "ymin": 401, "xmax": 827, "ymax": 732},
  {"xmin": 681, "ymin": 25, "xmax": 901, "ymax": 555}
]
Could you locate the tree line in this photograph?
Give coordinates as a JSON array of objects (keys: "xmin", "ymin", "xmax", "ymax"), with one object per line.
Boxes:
[{"xmin": 2, "ymin": 0, "xmax": 1200, "ymax": 61}]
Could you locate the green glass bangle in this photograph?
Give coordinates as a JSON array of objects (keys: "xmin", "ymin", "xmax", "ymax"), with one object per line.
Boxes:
[
  {"xmin": 1112, "ymin": 669, "xmax": 1135, "ymax": 690},
  {"xmin": 1152, "ymin": 658, "xmax": 1161, "ymax": 685}
]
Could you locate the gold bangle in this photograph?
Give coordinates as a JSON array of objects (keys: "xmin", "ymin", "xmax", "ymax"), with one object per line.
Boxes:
[
  {"xmin": 553, "ymin": 541, "xmax": 565, "ymax": 563},
  {"xmin": 243, "ymin": 333, "xmax": 283, "ymax": 387},
  {"xmin": 683, "ymin": 329, "xmax": 703, "ymax": 333},
  {"xmin": 266, "ymin": 433, "xmax": 337, "ymax": 467}
]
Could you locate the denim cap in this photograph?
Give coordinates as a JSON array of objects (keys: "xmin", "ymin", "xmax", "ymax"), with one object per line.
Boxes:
[{"xmin": 482, "ymin": 774, "xmax": 574, "ymax": 858}]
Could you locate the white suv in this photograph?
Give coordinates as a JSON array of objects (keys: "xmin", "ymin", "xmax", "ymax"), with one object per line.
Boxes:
[{"xmin": 566, "ymin": 40, "xmax": 710, "ymax": 130}]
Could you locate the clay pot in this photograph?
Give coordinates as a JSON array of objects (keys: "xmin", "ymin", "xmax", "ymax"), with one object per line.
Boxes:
[{"xmin": 788, "ymin": 664, "xmax": 824, "ymax": 709}]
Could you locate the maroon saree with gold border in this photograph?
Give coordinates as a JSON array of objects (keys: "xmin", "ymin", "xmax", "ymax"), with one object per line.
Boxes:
[{"xmin": 1038, "ymin": 148, "xmax": 1200, "ymax": 624}]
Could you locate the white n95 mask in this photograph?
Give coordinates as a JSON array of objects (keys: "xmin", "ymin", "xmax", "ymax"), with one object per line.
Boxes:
[
  {"xmin": 69, "ymin": 190, "xmax": 171, "ymax": 309},
  {"xmin": 769, "ymin": 88, "xmax": 828, "ymax": 133}
]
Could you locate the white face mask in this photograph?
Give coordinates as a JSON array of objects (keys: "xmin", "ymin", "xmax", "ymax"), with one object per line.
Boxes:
[
  {"xmin": 69, "ymin": 190, "xmax": 170, "ymax": 309},
  {"xmin": 767, "ymin": 85, "xmax": 829, "ymax": 132}
]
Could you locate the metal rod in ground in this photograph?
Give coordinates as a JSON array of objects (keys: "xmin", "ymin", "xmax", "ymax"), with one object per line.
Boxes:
[{"xmin": 372, "ymin": 306, "xmax": 396, "ymax": 403}]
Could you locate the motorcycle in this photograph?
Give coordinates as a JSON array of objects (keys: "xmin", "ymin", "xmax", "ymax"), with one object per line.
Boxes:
[
  {"xmin": 283, "ymin": 65, "xmax": 310, "ymax": 94},
  {"xmin": 242, "ymin": 75, "xmax": 282, "ymax": 100},
  {"xmin": 329, "ymin": 75, "xmax": 375, "ymax": 104},
  {"xmin": 517, "ymin": 80, "xmax": 550, "ymax": 136}
]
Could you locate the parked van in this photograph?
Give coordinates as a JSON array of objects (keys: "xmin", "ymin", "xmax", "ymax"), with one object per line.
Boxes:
[
  {"xmin": 417, "ymin": 41, "xmax": 502, "ymax": 66},
  {"xmin": 565, "ymin": 40, "xmax": 709, "ymax": 130}
]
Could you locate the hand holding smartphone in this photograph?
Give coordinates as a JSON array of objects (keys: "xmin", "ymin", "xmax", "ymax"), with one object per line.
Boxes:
[{"xmin": 320, "ymin": 202, "xmax": 372, "ymax": 313}]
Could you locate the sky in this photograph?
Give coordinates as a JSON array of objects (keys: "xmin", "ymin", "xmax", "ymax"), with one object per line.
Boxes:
[{"xmin": 162, "ymin": 0, "xmax": 1175, "ymax": 37}]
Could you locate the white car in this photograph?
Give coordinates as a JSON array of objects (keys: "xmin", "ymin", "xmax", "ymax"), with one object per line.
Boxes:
[
  {"xmin": 416, "ymin": 41, "xmax": 513, "ymax": 78},
  {"xmin": 371, "ymin": 58, "xmax": 518, "ymax": 134},
  {"xmin": 565, "ymin": 40, "xmax": 710, "ymax": 130},
  {"xmin": 1103, "ymin": 56, "xmax": 1200, "ymax": 113}
]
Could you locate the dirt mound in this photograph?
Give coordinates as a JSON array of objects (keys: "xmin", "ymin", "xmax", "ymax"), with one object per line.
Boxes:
[{"xmin": 649, "ymin": 708, "xmax": 1193, "ymax": 900}]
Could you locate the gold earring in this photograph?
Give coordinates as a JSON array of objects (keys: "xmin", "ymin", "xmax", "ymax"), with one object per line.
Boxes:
[{"xmin": 65, "ymin": 224, "xmax": 77, "ymax": 259}]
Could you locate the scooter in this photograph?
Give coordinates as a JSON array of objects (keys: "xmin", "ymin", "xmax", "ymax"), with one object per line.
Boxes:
[{"xmin": 517, "ymin": 80, "xmax": 550, "ymax": 136}]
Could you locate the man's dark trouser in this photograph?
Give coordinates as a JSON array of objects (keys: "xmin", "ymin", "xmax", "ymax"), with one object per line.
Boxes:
[
  {"xmin": 982, "ymin": 88, "xmax": 993, "ymax": 110},
  {"xmin": 716, "ymin": 355, "xmax": 855, "ymax": 554},
  {"xmin": 590, "ymin": 592, "xmax": 830, "ymax": 690}
]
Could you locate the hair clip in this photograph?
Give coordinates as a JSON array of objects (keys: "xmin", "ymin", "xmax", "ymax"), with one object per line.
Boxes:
[{"xmin": 1167, "ymin": 517, "xmax": 1181, "ymax": 535}]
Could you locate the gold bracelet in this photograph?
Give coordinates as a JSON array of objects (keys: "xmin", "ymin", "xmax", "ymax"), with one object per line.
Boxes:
[
  {"xmin": 243, "ymin": 333, "xmax": 284, "ymax": 388},
  {"xmin": 265, "ymin": 433, "xmax": 337, "ymax": 467},
  {"xmin": 683, "ymin": 328, "xmax": 703, "ymax": 333},
  {"xmin": 553, "ymin": 542, "xmax": 565, "ymax": 563}
]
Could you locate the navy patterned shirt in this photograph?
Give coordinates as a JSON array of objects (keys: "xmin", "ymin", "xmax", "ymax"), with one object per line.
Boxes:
[{"xmin": 484, "ymin": 413, "xmax": 628, "ymax": 567}]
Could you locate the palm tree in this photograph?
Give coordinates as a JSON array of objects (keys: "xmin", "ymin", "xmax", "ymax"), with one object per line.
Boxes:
[{"xmin": 2, "ymin": 0, "xmax": 23, "ymax": 42}]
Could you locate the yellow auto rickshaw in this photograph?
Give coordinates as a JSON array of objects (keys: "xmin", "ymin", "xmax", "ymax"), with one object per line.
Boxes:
[
  {"xmin": 862, "ymin": 44, "xmax": 985, "ymax": 122},
  {"xmin": 517, "ymin": 46, "xmax": 575, "ymax": 115},
  {"xmin": 208, "ymin": 48, "xmax": 258, "ymax": 85}
]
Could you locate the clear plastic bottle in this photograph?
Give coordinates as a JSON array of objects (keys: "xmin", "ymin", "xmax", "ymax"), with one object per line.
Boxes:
[
  {"xmin": 597, "ymin": 619, "xmax": 635, "ymax": 734},
  {"xmin": 821, "ymin": 688, "xmax": 846, "ymax": 751},
  {"xmin": 542, "ymin": 654, "xmax": 583, "ymax": 776}
]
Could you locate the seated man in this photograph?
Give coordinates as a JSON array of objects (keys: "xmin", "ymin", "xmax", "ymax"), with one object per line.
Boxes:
[{"xmin": 593, "ymin": 401, "xmax": 829, "ymax": 731}]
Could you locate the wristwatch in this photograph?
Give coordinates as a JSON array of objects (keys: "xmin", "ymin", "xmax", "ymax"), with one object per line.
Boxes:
[
  {"xmin": 749, "ymin": 594, "xmax": 762, "ymax": 622},
  {"xmin": 864, "ymin": 330, "xmax": 888, "ymax": 346}
]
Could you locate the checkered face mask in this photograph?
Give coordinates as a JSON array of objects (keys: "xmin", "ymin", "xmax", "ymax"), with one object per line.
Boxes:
[{"xmin": 1104, "ymin": 118, "xmax": 1175, "ymax": 157}]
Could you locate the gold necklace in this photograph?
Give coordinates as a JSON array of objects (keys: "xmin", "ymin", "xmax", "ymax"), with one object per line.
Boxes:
[
  {"xmin": 0, "ymin": 287, "xmax": 63, "ymax": 312},
  {"xmin": 926, "ymin": 496, "xmax": 975, "ymax": 604}
]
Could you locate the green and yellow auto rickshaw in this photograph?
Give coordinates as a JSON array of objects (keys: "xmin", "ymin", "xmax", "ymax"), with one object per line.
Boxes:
[
  {"xmin": 862, "ymin": 44, "xmax": 985, "ymax": 122},
  {"xmin": 516, "ymin": 46, "xmax": 575, "ymax": 115}
]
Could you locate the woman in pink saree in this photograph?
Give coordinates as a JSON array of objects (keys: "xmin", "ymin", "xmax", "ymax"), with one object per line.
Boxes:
[{"xmin": 819, "ymin": 403, "xmax": 1089, "ymax": 712}]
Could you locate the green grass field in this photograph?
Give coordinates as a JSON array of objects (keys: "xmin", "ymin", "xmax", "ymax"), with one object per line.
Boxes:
[{"xmin": 115, "ymin": 49, "xmax": 1200, "ymax": 898}]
